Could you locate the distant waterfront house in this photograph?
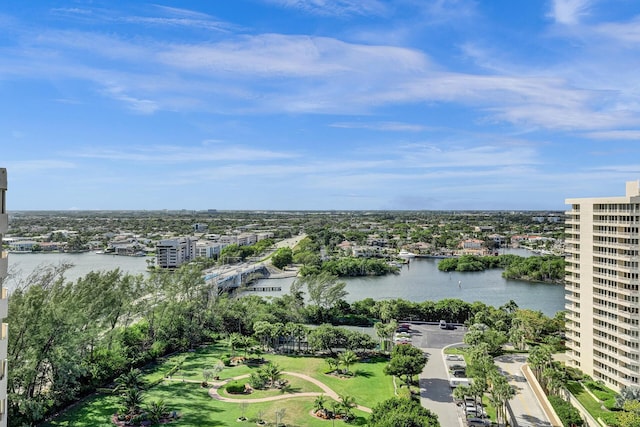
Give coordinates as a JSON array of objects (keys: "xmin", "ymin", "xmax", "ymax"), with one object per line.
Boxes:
[
  {"xmin": 458, "ymin": 239, "xmax": 485, "ymax": 255},
  {"xmin": 8, "ymin": 240, "xmax": 38, "ymax": 252},
  {"xmin": 155, "ymin": 237, "xmax": 197, "ymax": 268},
  {"xmin": 487, "ymin": 234, "xmax": 506, "ymax": 246}
]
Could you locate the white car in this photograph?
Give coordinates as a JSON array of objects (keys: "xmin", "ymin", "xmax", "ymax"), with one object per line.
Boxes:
[{"xmin": 465, "ymin": 406, "xmax": 486, "ymax": 417}]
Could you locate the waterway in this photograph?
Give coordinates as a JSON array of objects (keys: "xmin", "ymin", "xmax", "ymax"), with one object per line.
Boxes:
[
  {"xmin": 5, "ymin": 251, "xmax": 149, "ymax": 289},
  {"xmin": 254, "ymin": 249, "xmax": 566, "ymax": 317},
  {"xmin": 4, "ymin": 249, "xmax": 566, "ymax": 316}
]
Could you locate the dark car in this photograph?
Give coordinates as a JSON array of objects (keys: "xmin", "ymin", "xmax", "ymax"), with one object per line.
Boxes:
[
  {"xmin": 396, "ymin": 326, "xmax": 410, "ymax": 333},
  {"xmin": 452, "ymin": 369, "xmax": 467, "ymax": 378}
]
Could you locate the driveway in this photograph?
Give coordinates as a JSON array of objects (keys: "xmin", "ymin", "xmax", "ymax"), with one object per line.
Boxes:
[
  {"xmin": 411, "ymin": 324, "xmax": 466, "ymax": 427},
  {"xmin": 494, "ymin": 354, "xmax": 552, "ymax": 427}
]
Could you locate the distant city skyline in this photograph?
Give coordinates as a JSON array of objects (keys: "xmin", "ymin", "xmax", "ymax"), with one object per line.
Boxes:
[{"xmin": 2, "ymin": 0, "xmax": 640, "ymax": 210}]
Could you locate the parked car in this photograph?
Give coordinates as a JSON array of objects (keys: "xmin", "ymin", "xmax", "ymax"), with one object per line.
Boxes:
[
  {"xmin": 466, "ymin": 417, "xmax": 490, "ymax": 426},
  {"xmin": 439, "ymin": 320, "xmax": 447, "ymax": 329},
  {"xmin": 446, "ymin": 354, "xmax": 464, "ymax": 361},
  {"xmin": 465, "ymin": 407, "xmax": 487, "ymax": 417},
  {"xmin": 449, "ymin": 364, "xmax": 466, "ymax": 371},
  {"xmin": 452, "ymin": 369, "xmax": 467, "ymax": 378}
]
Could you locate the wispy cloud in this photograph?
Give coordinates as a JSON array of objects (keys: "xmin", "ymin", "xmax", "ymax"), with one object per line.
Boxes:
[
  {"xmin": 584, "ymin": 130, "xmax": 640, "ymax": 140},
  {"xmin": 330, "ymin": 121, "xmax": 429, "ymax": 131},
  {"xmin": 264, "ymin": 0, "xmax": 388, "ymax": 17},
  {"xmin": 549, "ymin": 0, "xmax": 592, "ymax": 25},
  {"xmin": 7, "ymin": 160, "xmax": 76, "ymax": 173},
  {"xmin": 71, "ymin": 145, "xmax": 299, "ymax": 163}
]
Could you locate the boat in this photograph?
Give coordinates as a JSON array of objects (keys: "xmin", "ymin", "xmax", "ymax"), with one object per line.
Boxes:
[{"xmin": 398, "ymin": 249, "xmax": 416, "ymax": 259}]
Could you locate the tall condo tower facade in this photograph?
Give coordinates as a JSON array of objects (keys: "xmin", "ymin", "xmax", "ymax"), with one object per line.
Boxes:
[
  {"xmin": 565, "ymin": 181, "xmax": 640, "ymax": 391},
  {"xmin": 0, "ymin": 168, "xmax": 8, "ymax": 426}
]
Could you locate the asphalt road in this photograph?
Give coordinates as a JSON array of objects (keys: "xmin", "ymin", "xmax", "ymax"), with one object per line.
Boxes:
[
  {"xmin": 495, "ymin": 354, "xmax": 552, "ymax": 427},
  {"xmin": 412, "ymin": 324, "xmax": 467, "ymax": 427},
  {"xmin": 409, "ymin": 323, "xmax": 553, "ymax": 427}
]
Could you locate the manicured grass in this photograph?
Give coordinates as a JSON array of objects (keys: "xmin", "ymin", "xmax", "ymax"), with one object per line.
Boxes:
[
  {"xmin": 567, "ymin": 380, "xmax": 611, "ymax": 420},
  {"xmin": 219, "ymin": 374, "xmax": 324, "ymax": 399},
  {"xmin": 46, "ymin": 345, "xmax": 390, "ymax": 426},
  {"xmin": 265, "ymin": 354, "xmax": 394, "ymax": 408},
  {"xmin": 47, "ymin": 382, "xmax": 369, "ymax": 427}
]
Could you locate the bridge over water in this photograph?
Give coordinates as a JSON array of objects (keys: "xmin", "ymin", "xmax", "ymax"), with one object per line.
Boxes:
[{"xmin": 203, "ymin": 263, "xmax": 271, "ymax": 289}]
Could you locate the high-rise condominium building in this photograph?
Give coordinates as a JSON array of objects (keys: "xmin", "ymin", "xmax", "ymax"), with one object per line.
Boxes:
[
  {"xmin": 0, "ymin": 168, "xmax": 8, "ymax": 426},
  {"xmin": 565, "ymin": 181, "xmax": 640, "ymax": 391},
  {"xmin": 155, "ymin": 237, "xmax": 197, "ymax": 268}
]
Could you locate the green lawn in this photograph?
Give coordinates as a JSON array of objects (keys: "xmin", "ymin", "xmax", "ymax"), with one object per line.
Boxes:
[
  {"xmin": 45, "ymin": 345, "xmax": 391, "ymax": 427},
  {"xmin": 219, "ymin": 374, "xmax": 324, "ymax": 398},
  {"xmin": 566, "ymin": 381, "xmax": 611, "ymax": 420}
]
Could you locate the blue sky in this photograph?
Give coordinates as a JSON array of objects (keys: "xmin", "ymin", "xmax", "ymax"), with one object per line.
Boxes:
[{"xmin": 2, "ymin": 0, "xmax": 640, "ymax": 211}]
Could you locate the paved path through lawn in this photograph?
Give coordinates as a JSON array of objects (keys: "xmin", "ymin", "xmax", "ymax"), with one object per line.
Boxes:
[{"xmin": 208, "ymin": 371, "xmax": 372, "ymax": 413}]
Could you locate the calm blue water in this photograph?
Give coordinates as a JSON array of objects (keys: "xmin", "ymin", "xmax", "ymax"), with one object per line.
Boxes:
[
  {"xmin": 5, "ymin": 250, "xmax": 565, "ymax": 316},
  {"xmin": 255, "ymin": 252, "xmax": 566, "ymax": 316}
]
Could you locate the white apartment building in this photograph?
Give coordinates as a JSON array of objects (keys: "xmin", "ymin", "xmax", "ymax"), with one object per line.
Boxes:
[
  {"xmin": 155, "ymin": 237, "xmax": 197, "ymax": 268},
  {"xmin": 565, "ymin": 181, "xmax": 640, "ymax": 391},
  {"xmin": 195, "ymin": 241, "xmax": 225, "ymax": 259},
  {"xmin": 0, "ymin": 168, "xmax": 8, "ymax": 426}
]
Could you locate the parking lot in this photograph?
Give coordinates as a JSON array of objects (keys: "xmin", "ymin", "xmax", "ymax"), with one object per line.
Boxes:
[{"xmin": 402, "ymin": 323, "xmax": 468, "ymax": 427}]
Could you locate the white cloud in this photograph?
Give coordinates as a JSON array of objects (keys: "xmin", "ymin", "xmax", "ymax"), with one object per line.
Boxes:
[
  {"xmin": 71, "ymin": 144, "xmax": 299, "ymax": 163},
  {"xmin": 549, "ymin": 0, "xmax": 592, "ymax": 25},
  {"xmin": 585, "ymin": 130, "xmax": 640, "ymax": 140},
  {"xmin": 7, "ymin": 160, "xmax": 76, "ymax": 173},
  {"xmin": 264, "ymin": 0, "xmax": 388, "ymax": 17},
  {"xmin": 330, "ymin": 121, "xmax": 429, "ymax": 131}
]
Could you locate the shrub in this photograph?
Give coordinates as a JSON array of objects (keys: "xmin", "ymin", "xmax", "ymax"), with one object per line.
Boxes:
[
  {"xmin": 548, "ymin": 395, "xmax": 583, "ymax": 427},
  {"xmin": 249, "ymin": 372, "xmax": 268, "ymax": 390},
  {"xmin": 225, "ymin": 381, "xmax": 246, "ymax": 394}
]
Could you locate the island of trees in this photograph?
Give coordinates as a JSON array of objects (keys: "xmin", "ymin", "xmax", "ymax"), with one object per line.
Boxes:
[{"xmin": 437, "ymin": 254, "xmax": 566, "ymax": 284}]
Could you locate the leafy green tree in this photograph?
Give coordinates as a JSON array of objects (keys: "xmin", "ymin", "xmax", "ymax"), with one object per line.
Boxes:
[
  {"xmin": 384, "ymin": 345, "xmax": 427, "ymax": 385},
  {"xmin": 271, "ymin": 247, "xmax": 293, "ymax": 269},
  {"xmin": 307, "ymin": 324, "xmax": 347, "ymax": 356},
  {"xmin": 369, "ymin": 397, "xmax": 439, "ymax": 427}
]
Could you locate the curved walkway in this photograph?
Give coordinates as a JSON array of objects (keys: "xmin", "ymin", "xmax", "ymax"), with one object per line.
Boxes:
[{"xmin": 208, "ymin": 371, "xmax": 372, "ymax": 413}]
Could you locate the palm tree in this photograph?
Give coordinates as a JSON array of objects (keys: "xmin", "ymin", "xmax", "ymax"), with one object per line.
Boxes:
[
  {"xmin": 528, "ymin": 344, "xmax": 553, "ymax": 384},
  {"xmin": 488, "ymin": 372, "xmax": 515, "ymax": 425},
  {"xmin": 326, "ymin": 357, "xmax": 339, "ymax": 373},
  {"xmin": 114, "ymin": 368, "xmax": 145, "ymax": 394},
  {"xmin": 121, "ymin": 388, "xmax": 144, "ymax": 416},
  {"xmin": 239, "ymin": 335, "xmax": 253, "ymax": 357},
  {"xmin": 227, "ymin": 332, "xmax": 242, "ymax": 356},
  {"xmin": 338, "ymin": 350, "xmax": 358, "ymax": 375},
  {"xmin": 313, "ymin": 394, "xmax": 328, "ymax": 416},
  {"xmin": 262, "ymin": 362, "xmax": 282, "ymax": 388},
  {"xmin": 146, "ymin": 399, "xmax": 167, "ymax": 424},
  {"xmin": 453, "ymin": 384, "xmax": 471, "ymax": 403},
  {"xmin": 338, "ymin": 394, "xmax": 357, "ymax": 420}
]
